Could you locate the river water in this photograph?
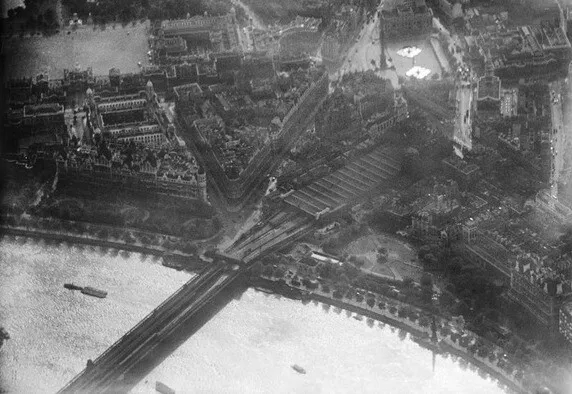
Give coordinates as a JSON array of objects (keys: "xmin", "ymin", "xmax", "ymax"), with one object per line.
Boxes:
[
  {"xmin": 0, "ymin": 238, "xmax": 505, "ymax": 393},
  {"xmin": 2, "ymin": 0, "xmax": 23, "ymax": 17}
]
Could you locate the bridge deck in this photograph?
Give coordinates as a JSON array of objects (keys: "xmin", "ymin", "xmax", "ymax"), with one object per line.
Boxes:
[{"xmin": 58, "ymin": 262, "xmax": 240, "ymax": 394}]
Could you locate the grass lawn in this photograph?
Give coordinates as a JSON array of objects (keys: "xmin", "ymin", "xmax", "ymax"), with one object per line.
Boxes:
[{"xmin": 2, "ymin": 21, "xmax": 150, "ymax": 80}]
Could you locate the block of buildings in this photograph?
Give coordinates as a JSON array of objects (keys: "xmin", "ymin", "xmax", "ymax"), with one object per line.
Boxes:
[
  {"xmin": 34, "ymin": 142, "xmax": 207, "ymax": 202},
  {"xmin": 455, "ymin": 200, "xmax": 572, "ymax": 332},
  {"xmin": 87, "ymin": 80, "xmax": 173, "ymax": 147},
  {"xmin": 442, "ymin": 156, "xmax": 480, "ymax": 187},
  {"xmin": 466, "ymin": 24, "xmax": 572, "ymax": 79},
  {"xmin": 177, "ymin": 60, "xmax": 329, "ymax": 205},
  {"xmin": 160, "ymin": 13, "xmax": 240, "ymax": 53},
  {"xmin": 476, "ymin": 75, "xmax": 501, "ymax": 115},
  {"xmin": 380, "ymin": 0, "xmax": 433, "ymax": 40},
  {"xmin": 434, "ymin": 0, "xmax": 463, "ymax": 22},
  {"xmin": 316, "ymin": 71, "xmax": 408, "ymax": 142}
]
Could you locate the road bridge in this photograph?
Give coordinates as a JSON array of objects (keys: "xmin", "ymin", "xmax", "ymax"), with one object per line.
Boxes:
[{"xmin": 58, "ymin": 260, "xmax": 244, "ymax": 394}]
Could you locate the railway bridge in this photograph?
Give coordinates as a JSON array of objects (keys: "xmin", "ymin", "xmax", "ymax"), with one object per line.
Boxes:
[{"xmin": 58, "ymin": 259, "xmax": 244, "ymax": 394}]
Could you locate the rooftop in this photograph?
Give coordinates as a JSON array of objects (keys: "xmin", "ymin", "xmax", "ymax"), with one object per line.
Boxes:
[
  {"xmin": 161, "ymin": 14, "xmax": 231, "ymax": 32},
  {"xmin": 443, "ymin": 156, "xmax": 480, "ymax": 175},
  {"xmin": 477, "ymin": 75, "xmax": 501, "ymax": 101},
  {"xmin": 382, "ymin": 0, "xmax": 431, "ymax": 17},
  {"xmin": 563, "ymin": 301, "xmax": 572, "ymax": 316},
  {"xmin": 23, "ymin": 103, "xmax": 64, "ymax": 115}
]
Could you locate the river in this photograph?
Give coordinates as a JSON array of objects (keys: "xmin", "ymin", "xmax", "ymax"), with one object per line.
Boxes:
[
  {"xmin": 0, "ymin": 237, "xmax": 506, "ymax": 393},
  {"xmin": 2, "ymin": 0, "xmax": 23, "ymax": 17}
]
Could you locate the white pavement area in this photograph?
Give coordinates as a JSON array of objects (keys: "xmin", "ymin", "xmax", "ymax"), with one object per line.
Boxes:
[{"xmin": 335, "ymin": 2, "xmax": 399, "ymax": 89}]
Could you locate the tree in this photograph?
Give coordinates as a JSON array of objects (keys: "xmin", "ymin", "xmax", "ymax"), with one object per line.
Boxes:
[
  {"xmin": 420, "ymin": 273, "xmax": 433, "ymax": 288},
  {"xmin": 262, "ymin": 264, "xmax": 274, "ymax": 278},
  {"xmin": 439, "ymin": 291, "xmax": 455, "ymax": 308},
  {"xmin": 403, "ymin": 276, "xmax": 414, "ymax": 289},
  {"xmin": 250, "ymin": 261, "xmax": 263, "ymax": 277}
]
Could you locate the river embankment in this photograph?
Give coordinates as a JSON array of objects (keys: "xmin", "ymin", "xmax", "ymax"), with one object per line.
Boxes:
[{"xmin": 250, "ymin": 276, "xmax": 526, "ymax": 394}]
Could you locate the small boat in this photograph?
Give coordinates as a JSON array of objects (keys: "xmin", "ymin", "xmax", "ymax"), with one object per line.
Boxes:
[
  {"xmin": 155, "ymin": 381, "xmax": 176, "ymax": 394},
  {"xmin": 0, "ymin": 327, "xmax": 9, "ymax": 349},
  {"xmin": 353, "ymin": 315, "xmax": 363, "ymax": 321},
  {"xmin": 81, "ymin": 286, "xmax": 107, "ymax": 298},
  {"xmin": 291, "ymin": 364, "xmax": 306, "ymax": 374},
  {"xmin": 254, "ymin": 286, "xmax": 274, "ymax": 295},
  {"xmin": 64, "ymin": 283, "xmax": 83, "ymax": 291}
]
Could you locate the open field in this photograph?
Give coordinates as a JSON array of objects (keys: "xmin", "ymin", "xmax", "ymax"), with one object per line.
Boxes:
[{"xmin": 2, "ymin": 21, "xmax": 150, "ymax": 80}]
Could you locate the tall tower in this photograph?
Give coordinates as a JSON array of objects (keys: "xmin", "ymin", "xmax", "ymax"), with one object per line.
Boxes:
[
  {"xmin": 86, "ymin": 87, "xmax": 95, "ymax": 109},
  {"xmin": 379, "ymin": 20, "xmax": 386, "ymax": 68},
  {"xmin": 146, "ymin": 80, "xmax": 155, "ymax": 102},
  {"xmin": 197, "ymin": 167, "xmax": 208, "ymax": 202}
]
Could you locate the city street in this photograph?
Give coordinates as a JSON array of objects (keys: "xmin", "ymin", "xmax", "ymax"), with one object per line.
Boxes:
[
  {"xmin": 454, "ymin": 83, "xmax": 473, "ymax": 152},
  {"xmin": 335, "ymin": 2, "xmax": 399, "ymax": 88},
  {"xmin": 553, "ymin": 79, "xmax": 572, "ymax": 200}
]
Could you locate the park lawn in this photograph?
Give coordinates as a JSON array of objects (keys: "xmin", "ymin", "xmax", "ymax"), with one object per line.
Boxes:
[
  {"xmin": 2, "ymin": 21, "xmax": 150, "ymax": 80},
  {"xmin": 344, "ymin": 233, "xmax": 423, "ymax": 282}
]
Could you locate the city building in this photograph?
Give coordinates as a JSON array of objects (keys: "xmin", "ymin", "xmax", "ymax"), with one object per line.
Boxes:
[
  {"xmin": 6, "ymin": 103, "xmax": 65, "ymax": 129},
  {"xmin": 33, "ymin": 142, "xmax": 207, "ymax": 202},
  {"xmin": 442, "ymin": 156, "xmax": 480, "ymax": 187},
  {"xmin": 160, "ymin": 13, "xmax": 240, "ymax": 52},
  {"xmin": 434, "ymin": 0, "xmax": 463, "ymax": 22},
  {"xmin": 455, "ymin": 198, "xmax": 572, "ymax": 332},
  {"xmin": 476, "ymin": 75, "xmax": 501, "ymax": 115},
  {"xmin": 467, "ymin": 24, "xmax": 572, "ymax": 80},
  {"xmin": 178, "ymin": 61, "xmax": 329, "ymax": 205},
  {"xmin": 560, "ymin": 301, "xmax": 572, "ymax": 344},
  {"xmin": 500, "ymin": 88, "xmax": 518, "ymax": 118},
  {"xmin": 316, "ymin": 71, "xmax": 408, "ymax": 142},
  {"xmin": 63, "ymin": 66, "xmax": 95, "ymax": 92},
  {"xmin": 380, "ymin": 0, "xmax": 433, "ymax": 40},
  {"xmin": 87, "ymin": 80, "xmax": 173, "ymax": 147}
]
